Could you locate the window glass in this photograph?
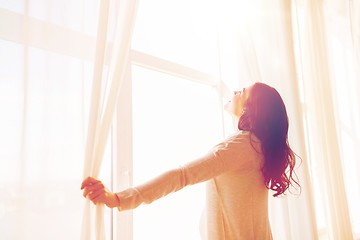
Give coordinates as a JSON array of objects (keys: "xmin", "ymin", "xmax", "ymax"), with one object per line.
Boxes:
[
  {"xmin": 132, "ymin": 0, "xmax": 220, "ymax": 75},
  {"xmin": 0, "ymin": 40, "xmax": 24, "ymax": 184},
  {"xmin": 26, "ymin": 0, "xmax": 99, "ymax": 35},
  {"xmin": 0, "ymin": 0, "xmax": 24, "ymax": 14},
  {"xmin": 132, "ymin": 66, "xmax": 223, "ymax": 239}
]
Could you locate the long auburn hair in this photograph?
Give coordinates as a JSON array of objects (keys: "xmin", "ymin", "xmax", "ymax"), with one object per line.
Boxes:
[{"xmin": 238, "ymin": 82, "xmax": 300, "ymax": 197}]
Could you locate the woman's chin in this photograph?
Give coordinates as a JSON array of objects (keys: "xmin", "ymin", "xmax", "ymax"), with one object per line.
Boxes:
[
  {"xmin": 224, "ymin": 102, "xmax": 231, "ymax": 111},
  {"xmin": 224, "ymin": 103, "xmax": 235, "ymax": 114},
  {"xmin": 224, "ymin": 107, "xmax": 235, "ymax": 117}
]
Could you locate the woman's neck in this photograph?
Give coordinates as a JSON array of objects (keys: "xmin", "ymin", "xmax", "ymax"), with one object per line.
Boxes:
[{"xmin": 232, "ymin": 115, "xmax": 240, "ymax": 132}]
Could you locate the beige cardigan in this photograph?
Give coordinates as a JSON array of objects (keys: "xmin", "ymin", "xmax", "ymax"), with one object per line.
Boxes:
[{"xmin": 116, "ymin": 131, "xmax": 273, "ymax": 240}]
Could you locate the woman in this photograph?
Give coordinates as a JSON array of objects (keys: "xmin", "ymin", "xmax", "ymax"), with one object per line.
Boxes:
[{"xmin": 81, "ymin": 82, "xmax": 300, "ymax": 239}]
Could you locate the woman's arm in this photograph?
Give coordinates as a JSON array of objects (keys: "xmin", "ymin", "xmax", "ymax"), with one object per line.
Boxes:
[
  {"xmin": 80, "ymin": 150, "xmax": 220, "ymax": 211},
  {"xmin": 81, "ymin": 132, "xmax": 255, "ymax": 211}
]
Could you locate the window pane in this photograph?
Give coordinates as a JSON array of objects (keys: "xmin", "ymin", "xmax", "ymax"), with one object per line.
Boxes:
[
  {"xmin": 27, "ymin": 0, "xmax": 99, "ymax": 35},
  {"xmin": 132, "ymin": 66, "xmax": 223, "ymax": 239},
  {"xmin": 0, "ymin": 0, "xmax": 24, "ymax": 14},
  {"xmin": 132, "ymin": 0, "xmax": 220, "ymax": 75}
]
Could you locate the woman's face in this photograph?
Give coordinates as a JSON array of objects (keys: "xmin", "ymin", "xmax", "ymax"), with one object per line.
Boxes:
[{"xmin": 224, "ymin": 84, "xmax": 253, "ymax": 117}]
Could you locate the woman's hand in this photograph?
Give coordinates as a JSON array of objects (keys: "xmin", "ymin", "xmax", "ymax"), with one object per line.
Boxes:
[{"xmin": 81, "ymin": 177, "xmax": 120, "ymax": 208}]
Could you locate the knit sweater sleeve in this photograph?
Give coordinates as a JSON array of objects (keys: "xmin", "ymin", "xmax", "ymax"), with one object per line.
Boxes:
[{"xmin": 115, "ymin": 132, "xmax": 256, "ymax": 211}]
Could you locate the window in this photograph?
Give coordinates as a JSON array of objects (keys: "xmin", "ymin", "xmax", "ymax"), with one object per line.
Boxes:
[
  {"xmin": 115, "ymin": 1, "xmax": 228, "ymax": 239},
  {"xmin": 131, "ymin": 66, "xmax": 223, "ymax": 239}
]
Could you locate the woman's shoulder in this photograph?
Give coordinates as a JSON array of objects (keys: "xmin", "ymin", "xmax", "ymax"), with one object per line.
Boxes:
[
  {"xmin": 217, "ymin": 130, "xmax": 261, "ymax": 153},
  {"xmin": 209, "ymin": 130, "xmax": 262, "ymax": 167},
  {"xmin": 225, "ymin": 130, "xmax": 258, "ymax": 142}
]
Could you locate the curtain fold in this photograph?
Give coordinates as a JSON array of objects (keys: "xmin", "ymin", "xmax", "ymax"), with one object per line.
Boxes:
[
  {"xmin": 349, "ymin": 0, "xmax": 360, "ymax": 64},
  {"xmin": 299, "ymin": 0, "xmax": 353, "ymax": 239},
  {"xmin": 81, "ymin": 0, "xmax": 112, "ymax": 238},
  {"xmin": 81, "ymin": 0, "xmax": 139, "ymax": 239}
]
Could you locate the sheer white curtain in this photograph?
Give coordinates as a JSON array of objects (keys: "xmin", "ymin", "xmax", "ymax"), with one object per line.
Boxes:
[
  {"xmin": 0, "ymin": 1, "xmax": 100, "ymax": 239},
  {"xmin": 298, "ymin": 0, "xmax": 353, "ymax": 238},
  {"xmin": 81, "ymin": 0, "xmax": 138, "ymax": 239},
  {"xmin": 295, "ymin": 0, "xmax": 360, "ymax": 239},
  {"xmin": 0, "ymin": 0, "xmax": 137, "ymax": 239}
]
